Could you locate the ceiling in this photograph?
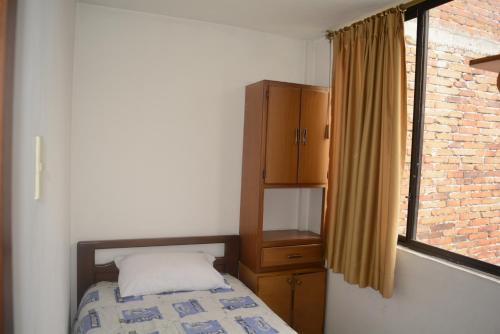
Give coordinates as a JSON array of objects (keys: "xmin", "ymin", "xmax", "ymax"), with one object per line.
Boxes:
[{"xmin": 79, "ymin": 0, "xmax": 401, "ymax": 39}]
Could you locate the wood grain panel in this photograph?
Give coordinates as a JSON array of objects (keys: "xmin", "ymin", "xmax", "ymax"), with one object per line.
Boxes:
[
  {"xmin": 261, "ymin": 229, "xmax": 321, "ymax": 247},
  {"xmin": 298, "ymin": 88, "xmax": 330, "ymax": 184},
  {"xmin": 0, "ymin": 1, "xmax": 5, "ymax": 329},
  {"xmin": 239, "ymin": 81, "xmax": 266, "ymax": 271},
  {"xmin": 0, "ymin": 0, "xmax": 15, "ymax": 331},
  {"xmin": 292, "ymin": 270, "xmax": 326, "ymax": 334},
  {"xmin": 258, "ymin": 273, "xmax": 293, "ymax": 325},
  {"xmin": 265, "ymin": 84, "xmax": 300, "ymax": 184},
  {"xmin": 238, "ymin": 264, "xmax": 326, "ymax": 332},
  {"xmin": 261, "ymin": 244, "xmax": 323, "ymax": 268},
  {"xmin": 238, "ymin": 262, "xmax": 258, "ymax": 292}
]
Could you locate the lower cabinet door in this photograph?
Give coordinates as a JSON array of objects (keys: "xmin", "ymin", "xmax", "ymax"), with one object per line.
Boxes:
[
  {"xmin": 292, "ymin": 270, "xmax": 326, "ymax": 334},
  {"xmin": 258, "ymin": 274, "xmax": 293, "ymax": 325}
]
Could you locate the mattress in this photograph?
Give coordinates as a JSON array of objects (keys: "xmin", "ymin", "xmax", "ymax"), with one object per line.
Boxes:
[{"xmin": 73, "ymin": 274, "xmax": 297, "ymax": 334}]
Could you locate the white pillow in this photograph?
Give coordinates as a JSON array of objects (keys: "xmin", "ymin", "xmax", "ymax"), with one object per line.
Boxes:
[{"xmin": 115, "ymin": 252, "xmax": 230, "ymax": 297}]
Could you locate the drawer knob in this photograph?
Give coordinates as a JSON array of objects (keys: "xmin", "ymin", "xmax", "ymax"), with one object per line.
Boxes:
[{"xmin": 287, "ymin": 253, "xmax": 303, "ymax": 259}]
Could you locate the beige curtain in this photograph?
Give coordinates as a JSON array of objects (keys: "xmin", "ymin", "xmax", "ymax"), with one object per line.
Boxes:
[{"xmin": 326, "ymin": 8, "xmax": 407, "ymax": 298}]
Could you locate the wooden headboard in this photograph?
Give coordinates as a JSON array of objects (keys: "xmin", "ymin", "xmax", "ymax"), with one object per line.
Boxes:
[{"xmin": 77, "ymin": 235, "xmax": 240, "ymax": 304}]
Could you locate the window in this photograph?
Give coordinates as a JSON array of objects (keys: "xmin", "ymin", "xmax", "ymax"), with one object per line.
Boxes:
[{"xmin": 399, "ymin": 0, "xmax": 500, "ymax": 277}]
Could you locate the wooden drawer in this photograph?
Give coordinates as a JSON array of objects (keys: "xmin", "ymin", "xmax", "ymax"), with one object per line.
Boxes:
[{"xmin": 261, "ymin": 244, "xmax": 323, "ymax": 268}]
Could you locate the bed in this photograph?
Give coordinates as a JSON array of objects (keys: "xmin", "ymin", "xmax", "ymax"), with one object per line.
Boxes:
[{"xmin": 73, "ymin": 235, "xmax": 297, "ymax": 334}]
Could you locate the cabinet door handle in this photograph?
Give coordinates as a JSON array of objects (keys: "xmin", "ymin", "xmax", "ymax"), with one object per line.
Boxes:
[
  {"xmin": 294, "ymin": 128, "xmax": 300, "ymax": 144},
  {"xmin": 296, "ymin": 279, "xmax": 302, "ymax": 286},
  {"xmin": 287, "ymin": 253, "xmax": 303, "ymax": 259},
  {"xmin": 302, "ymin": 128, "xmax": 308, "ymax": 144},
  {"xmin": 287, "ymin": 278, "xmax": 293, "ymax": 285}
]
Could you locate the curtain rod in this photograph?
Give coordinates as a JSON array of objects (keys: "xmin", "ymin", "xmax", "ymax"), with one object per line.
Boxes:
[{"xmin": 325, "ymin": 0, "xmax": 424, "ymax": 40}]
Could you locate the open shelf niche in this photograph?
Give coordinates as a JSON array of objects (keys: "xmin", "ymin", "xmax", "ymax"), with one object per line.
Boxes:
[{"xmin": 262, "ymin": 187, "xmax": 324, "ymax": 247}]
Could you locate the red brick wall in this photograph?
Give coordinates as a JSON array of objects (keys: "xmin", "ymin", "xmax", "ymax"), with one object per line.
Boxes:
[
  {"xmin": 430, "ymin": 0, "xmax": 500, "ymax": 41},
  {"xmin": 400, "ymin": 0, "xmax": 500, "ymax": 265}
]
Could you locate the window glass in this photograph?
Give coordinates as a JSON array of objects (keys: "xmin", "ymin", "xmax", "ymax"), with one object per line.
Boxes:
[
  {"xmin": 399, "ymin": 17, "xmax": 418, "ymax": 237},
  {"xmin": 414, "ymin": 0, "xmax": 500, "ymax": 265}
]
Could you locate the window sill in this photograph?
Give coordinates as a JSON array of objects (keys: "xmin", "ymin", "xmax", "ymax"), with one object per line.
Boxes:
[{"xmin": 397, "ymin": 244, "xmax": 500, "ymax": 284}]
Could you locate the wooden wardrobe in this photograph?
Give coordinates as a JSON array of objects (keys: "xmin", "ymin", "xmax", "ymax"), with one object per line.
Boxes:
[{"xmin": 238, "ymin": 80, "xmax": 330, "ymax": 334}]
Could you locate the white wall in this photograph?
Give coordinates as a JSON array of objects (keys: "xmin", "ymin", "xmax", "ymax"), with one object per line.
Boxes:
[
  {"xmin": 12, "ymin": 0, "xmax": 75, "ymax": 333},
  {"xmin": 305, "ymin": 38, "xmax": 331, "ymax": 88},
  {"xmin": 305, "ymin": 37, "xmax": 500, "ymax": 334},
  {"xmin": 70, "ymin": 3, "xmax": 307, "ymax": 311},
  {"xmin": 326, "ymin": 248, "xmax": 500, "ymax": 334}
]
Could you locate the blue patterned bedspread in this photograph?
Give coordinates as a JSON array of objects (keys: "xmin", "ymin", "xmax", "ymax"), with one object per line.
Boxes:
[{"xmin": 73, "ymin": 275, "xmax": 297, "ymax": 334}]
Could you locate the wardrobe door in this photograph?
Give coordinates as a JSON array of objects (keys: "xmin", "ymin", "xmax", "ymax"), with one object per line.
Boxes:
[
  {"xmin": 298, "ymin": 88, "xmax": 330, "ymax": 184},
  {"xmin": 292, "ymin": 271, "xmax": 326, "ymax": 334},
  {"xmin": 258, "ymin": 274, "xmax": 293, "ymax": 325},
  {"xmin": 265, "ymin": 84, "xmax": 301, "ymax": 184}
]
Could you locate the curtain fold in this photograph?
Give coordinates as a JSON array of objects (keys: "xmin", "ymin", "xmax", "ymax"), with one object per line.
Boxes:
[{"xmin": 326, "ymin": 8, "xmax": 407, "ymax": 298}]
